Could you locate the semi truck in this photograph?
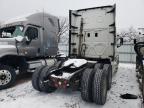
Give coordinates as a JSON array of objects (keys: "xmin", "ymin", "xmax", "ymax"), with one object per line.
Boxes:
[
  {"xmin": 32, "ymin": 5, "xmax": 123, "ymax": 105},
  {"xmin": 0, "ymin": 12, "xmax": 59, "ymax": 90}
]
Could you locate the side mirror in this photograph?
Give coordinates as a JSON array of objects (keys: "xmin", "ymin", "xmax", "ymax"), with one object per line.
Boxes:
[{"xmin": 15, "ymin": 36, "xmax": 24, "ymax": 42}]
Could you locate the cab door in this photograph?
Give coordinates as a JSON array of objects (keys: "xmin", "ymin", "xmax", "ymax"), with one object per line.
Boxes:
[{"xmin": 18, "ymin": 25, "xmax": 41, "ymax": 58}]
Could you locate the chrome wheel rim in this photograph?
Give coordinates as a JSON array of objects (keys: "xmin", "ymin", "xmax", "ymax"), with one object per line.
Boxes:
[{"xmin": 0, "ymin": 70, "xmax": 11, "ymax": 85}]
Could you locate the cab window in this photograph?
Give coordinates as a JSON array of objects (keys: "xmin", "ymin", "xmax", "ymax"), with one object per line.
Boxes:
[{"xmin": 25, "ymin": 27, "xmax": 38, "ymax": 40}]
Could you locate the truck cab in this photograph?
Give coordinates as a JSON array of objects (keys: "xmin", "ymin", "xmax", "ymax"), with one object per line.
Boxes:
[{"xmin": 0, "ymin": 12, "xmax": 59, "ymax": 90}]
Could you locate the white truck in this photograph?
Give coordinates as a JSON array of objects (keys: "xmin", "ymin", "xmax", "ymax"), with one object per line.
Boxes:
[{"xmin": 32, "ymin": 5, "xmax": 123, "ymax": 105}]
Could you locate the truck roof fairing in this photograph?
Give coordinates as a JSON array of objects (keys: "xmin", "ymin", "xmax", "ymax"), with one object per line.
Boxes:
[{"xmin": 1, "ymin": 12, "xmax": 59, "ymax": 28}]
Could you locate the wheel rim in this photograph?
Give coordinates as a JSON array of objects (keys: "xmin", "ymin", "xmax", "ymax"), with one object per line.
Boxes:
[{"xmin": 0, "ymin": 70, "xmax": 12, "ymax": 85}]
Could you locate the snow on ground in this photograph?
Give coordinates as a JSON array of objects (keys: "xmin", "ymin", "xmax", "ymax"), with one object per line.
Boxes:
[{"xmin": 0, "ymin": 63, "xmax": 143, "ymax": 108}]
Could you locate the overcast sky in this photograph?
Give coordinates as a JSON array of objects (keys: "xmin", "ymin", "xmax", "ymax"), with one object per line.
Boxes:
[{"xmin": 0, "ymin": 0, "xmax": 144, "ymax": 29}]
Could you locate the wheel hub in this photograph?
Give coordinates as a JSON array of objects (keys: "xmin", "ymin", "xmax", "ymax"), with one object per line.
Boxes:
[
  {"xmin": 0, "ymin": 74, "xmax": 6, "ymax": 80},
  {"xmin": 0, "ymin": 70, "xmax": 11, "ymax": 85}
]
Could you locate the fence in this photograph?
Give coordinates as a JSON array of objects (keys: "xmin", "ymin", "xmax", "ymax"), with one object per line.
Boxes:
[
  {"xmin": 58, "ymin": 43, "xmax": 136, "ymax": 64},
  {"xmin": 117, "ymin": 43, "xmax": 136, "ymax": 63}
]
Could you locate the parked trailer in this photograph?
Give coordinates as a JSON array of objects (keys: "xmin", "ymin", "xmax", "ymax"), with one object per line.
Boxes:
[
  {"xmin": 0, "ymin": 12, "xmax": 59, "ymax": 90},
  {"xmin": 32, "ymin": 5, "xmax": 122, "ymax": 105}
]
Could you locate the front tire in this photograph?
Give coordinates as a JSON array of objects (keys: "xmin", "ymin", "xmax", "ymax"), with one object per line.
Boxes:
[{"xmin": 0, "ymin": 65, "xmax": 16, "ymax": 90}]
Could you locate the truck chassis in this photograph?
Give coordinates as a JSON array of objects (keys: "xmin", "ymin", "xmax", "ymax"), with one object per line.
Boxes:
[{"xmin": 32, "ymin": 58, "xmax": 114, "ymax": 105}]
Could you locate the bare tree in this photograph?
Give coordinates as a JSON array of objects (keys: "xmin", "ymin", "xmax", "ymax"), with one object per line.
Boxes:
[
  {"xmin": 117, "ymin": 27, "xmax": 138, "ymax": 42},
  {"xmin": 57, "ymin": 17, "xmax": 69, "ymax": 43}
]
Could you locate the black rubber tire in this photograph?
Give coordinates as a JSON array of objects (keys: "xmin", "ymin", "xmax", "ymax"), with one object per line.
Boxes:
[
  {"xmin": 81, "ymin": 68, "xmax": 93, "ymax": 102},
  {"xmin": 32, "ymin": 66, "xmax": 46, "ymax": 91},
  {"xmin": 81, "ymin": 63, "xmax": 101, "ymax": 102},
  {"xmin": 104, "ymin": 64, "xmax": 112, "ymax": 90},
  {"xmin": 0, "ymin": 65, "xmax": 16, "ymax": 90},
  {"xmin": 92, "ymin": 68, "xmax": 108, "ymax": 105},
  {"xmin": 39, "ymin": 66, "xmax": 57, "ymax": 93},
  {"xmin": 94, "ymin": 63, "xmax": 101, "ymax": 69},
  {"xmin": 142, "ymin": 77, "xmax": 144, "ymax": 102}
]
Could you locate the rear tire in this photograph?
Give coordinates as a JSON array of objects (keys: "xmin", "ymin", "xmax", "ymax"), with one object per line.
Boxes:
[
  {"xmin": 32, "ymin": 66, "xmax": 46, "ymax": 91},
  {"xmin": 81, "ymin": 68, "xmax": 93, "ymax": 102},
  {"xmin": 142, "ymin": 77, "xmax": 144, "ymax": 102},
  {"xmin": 92, "ymin": 68, "xmax": 108, "ymax": 105},
  {"xmin": 104, "ymin": 64, "xmax": 112, "ymax": 90},
  {"xmin": 0, "ymin": 65, "xmax": 16, "ymax": 90},
  {"xmin": 81, "ymin": 63, "xmax": 101, "ymax": 102},
  {"xmin": 39, "ymin": 66, "xmax": 57, "ymax": 93}
]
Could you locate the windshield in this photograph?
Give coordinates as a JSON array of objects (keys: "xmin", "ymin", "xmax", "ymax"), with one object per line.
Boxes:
[{"xmin": 0, "ymin": 25, "xmax": 24, "ymax": 38}]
